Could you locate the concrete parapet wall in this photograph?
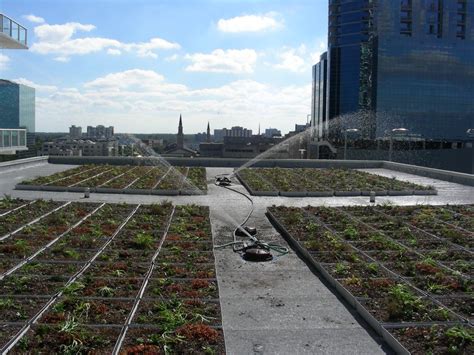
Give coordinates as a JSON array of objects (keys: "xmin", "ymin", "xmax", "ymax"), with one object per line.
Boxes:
[{"xmin": 0, "ymin": 156, "xmax": 48, "ymax": 171}]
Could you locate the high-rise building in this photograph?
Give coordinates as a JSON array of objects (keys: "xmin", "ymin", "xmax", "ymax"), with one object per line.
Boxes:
[
  {"xmin": 0, "ymin": 15, "xmax": 29, "ymax": 156},
  {"xmin": 69, "ymin": 125, "xmax": 82, "ymax": 139},
  {"xmin": 86, "ymin": 125, "xmax": 114, "ymax": 139},
  {"xmin": 311, "ymin": 52, "xmax": 328, "ymax": 139},
  {"xmin": 316, "ymin": 0, "xmax": 474, "ymax": 140},
  {"xmin": 0, "ymin": 80, "xmax": 35, "ymax": 133}
]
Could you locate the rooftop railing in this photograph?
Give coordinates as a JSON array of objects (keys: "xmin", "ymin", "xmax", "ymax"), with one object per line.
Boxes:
[{"xmin": 0, "ymin": 14, "xmax": 28, "ymax": 49}]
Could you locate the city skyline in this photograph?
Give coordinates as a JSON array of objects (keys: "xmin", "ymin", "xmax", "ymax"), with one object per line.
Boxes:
[{"xmin": 0, "ymin": 0, "xmax": 327, "ymax": 134}]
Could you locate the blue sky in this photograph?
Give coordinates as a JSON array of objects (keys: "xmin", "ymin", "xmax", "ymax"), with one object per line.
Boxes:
[{"xmin": 0, "ymin": 0, "xmax": 328, "ymax": 133}]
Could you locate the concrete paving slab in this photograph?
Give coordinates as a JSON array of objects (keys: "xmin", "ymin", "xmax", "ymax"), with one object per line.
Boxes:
[{"xmin": 224, "ymin": 328, "xmax": 386, "ymax": 355}]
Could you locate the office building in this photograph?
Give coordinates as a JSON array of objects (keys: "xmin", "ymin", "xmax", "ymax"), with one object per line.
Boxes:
[
  {"xmin": 315, "ymin": 0, "xmax": 474, "ymax": 140},
  {"xmin": 0, "ymin": 79, "xmax": 35, "ymax": 133},
  {"xmin": 311, "ymin": 52, "xmax": 328, "ymax": 139},
  {"xmin": 69, "ymin": 125, "xmax": 82, "ymax": 139},
  {"xmin": 264, "ymin": 128, "xmax": 282, "ymax": 138},
  {"xmin": 86, "ymin": 125, "xmax": 114, "ymax": 139}
]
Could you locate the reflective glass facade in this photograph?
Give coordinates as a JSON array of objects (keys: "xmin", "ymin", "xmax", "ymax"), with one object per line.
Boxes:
[
  {"xmin": 311, "ymin": 52, "xmax": 328, "ymax": 138},
  {"xmin": 325, "ymin": 0, "xmax": 474, "ymax": 140},
  {"xmin": 0, "ymin": 80, "xmax": 35, "ymax": 133}
]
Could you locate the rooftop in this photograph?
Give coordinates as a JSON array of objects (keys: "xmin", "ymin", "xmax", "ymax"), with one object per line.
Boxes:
[{"xmin": 0, "ymin": 157, "xmax": 473, "ymax": 353}]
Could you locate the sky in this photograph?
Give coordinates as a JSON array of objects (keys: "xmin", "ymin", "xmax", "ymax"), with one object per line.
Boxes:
[{"xmin": 0, "ymin": 0, "xmax": 328, "ymax": 133}]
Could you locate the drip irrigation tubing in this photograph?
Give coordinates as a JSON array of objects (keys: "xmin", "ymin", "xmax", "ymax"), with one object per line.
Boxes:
[
  {"xmin": 68, "ymin": 167, "xmax": 114, "ymax": 187},
  {"xmin": 112, "ymin": 206, "xmax": 176, "ymax": 354},
  {"xmin": 97, "ymin": 166, "xmax": 138, "ymax": 187},
  {"xmin": 0, "ymin": 200, "xmax": 37, "ymax": 218},
  {"xmin": 151, "ymin": 166, "xmax": 172, "ymax": 190},
  {"xmin": 43, "ymin": 166, "xmax": 100, "ymax": 186},
  {"xmin": 0, "ymin": 201, "xmax": 71, "ymax": 242},
  {"xmin": 0, "ymin": 204, "xmax": 140, "ymax": 354},
  {"xmin": 213, "ymin": 175, "xmax": 289, "ymax": 256},
  {"xmin": 0, "ymin": 203, "xmax": 106, "ymax": 281}
]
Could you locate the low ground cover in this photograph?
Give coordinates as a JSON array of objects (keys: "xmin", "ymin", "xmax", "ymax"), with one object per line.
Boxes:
[
  {"xmin": 0, "ymin": 198, "xmax": 224, "ymax": 354},
  {"xmin": 268, "ymin": 204, "xmax": 473, "ymax": 353},
  {"xmin": 17, "ymin": 164, "xmax": 208, "ymax": 195},
  {"xmin": 238, "ymin": 168, "xmax": 435, "ymax": 196}
]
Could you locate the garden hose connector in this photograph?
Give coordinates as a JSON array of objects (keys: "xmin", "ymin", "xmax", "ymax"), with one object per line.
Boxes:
[{"xmin": 369, "ymin": 191, "xmax": 375, "ymax": 203}]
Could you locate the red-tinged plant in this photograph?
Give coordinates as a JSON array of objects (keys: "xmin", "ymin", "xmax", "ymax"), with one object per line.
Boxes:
[
  {"xmin": 120, "ymin": 344, "xmax": 161, "ymax": 355},
  {"xmin": 191, "ymin": 279, "xmax": 210, "ymax": 289},
  {"xmin": 175, "ymin": 323, "xmax": 219, "ymax": 344}
]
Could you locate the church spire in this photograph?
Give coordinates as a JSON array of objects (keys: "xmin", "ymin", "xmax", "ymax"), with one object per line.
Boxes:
[
  {"xmin": 206, "ymin": 122, "xmax": 211, "ymax": 143},
  {"xmin": 177, "ymin": 114, "xmax": 184, "ymax": 149}
]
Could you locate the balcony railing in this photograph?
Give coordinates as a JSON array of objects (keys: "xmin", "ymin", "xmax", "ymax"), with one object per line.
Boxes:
[{"xmin": 0, "ymin": 14, "xmax": 28, "ymax": 49}]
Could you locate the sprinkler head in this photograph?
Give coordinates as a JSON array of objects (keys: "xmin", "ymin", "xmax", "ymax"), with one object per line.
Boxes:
[
  {"xmin": 235, "ymin": 226, "xmax": 257, "ymax": 237},
  {"xmin": 215, "ymin": 176, "xmax": 232, "ymax": 186},
  {"xmin": 242, "ymin": 248, "xmax": 273, "ymax": 262}
]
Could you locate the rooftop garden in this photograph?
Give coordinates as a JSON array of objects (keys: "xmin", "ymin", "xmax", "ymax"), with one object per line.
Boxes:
[
  {"xmin": 16, "ymin": 165, "xmax": 208, "ymax": 195},
  {"xmin": 267, "ymin": 204, "xmax": 473, "ymax": 354},
  {"xmin": 0, "ymin": 198, "xmax": 223, "ymax": 354},
  {"xmin": 237, "ymin": 168, "xmax": 436, "ymax": 197}
]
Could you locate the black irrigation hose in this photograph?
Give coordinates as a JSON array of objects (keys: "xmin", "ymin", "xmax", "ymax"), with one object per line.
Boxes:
[{"xmin": 214, "ymin": 175, "xmax": 288, "ymax": 256}]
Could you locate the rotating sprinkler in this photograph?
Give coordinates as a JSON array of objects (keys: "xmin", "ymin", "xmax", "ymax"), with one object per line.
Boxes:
[{"xmin": 214, "ymin": 174, "xmax": 288, "ymax": 262}]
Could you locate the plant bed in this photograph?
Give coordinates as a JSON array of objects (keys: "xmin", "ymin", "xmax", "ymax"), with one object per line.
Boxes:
[
  {"xmin": 146, "ymin": 278, "xmax": 218, "ymax": 299},
  {"xmin": 12, "ymin": 324, "xmax": 121, "ymax": 353},
  {"xmin": 39, "ymin": 297, "xmax": 134, "ymax": 325},
  {"xmin": 0, "ymin": 296, "xmax": 47, "ymax": 323},
  {"xmin": 16, "ymin": 164, "xmax": 208, "ymax": 196},
  {"xmin": 268, "ymin": 204, "xmax": 473, "ymax": 354},
  {"xmin": 388, "ymin": 325, "xmax": 473, "ymax": 354},
  {"xmin": 239, "ymin": 168, "xmax": 435, "ymax": 197},
  {"xmin": 121, "ymin": 325, "xmax": 225, "ymax": 355}
]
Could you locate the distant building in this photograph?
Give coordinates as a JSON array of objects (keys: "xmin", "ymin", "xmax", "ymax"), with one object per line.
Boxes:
[
  {"xmin": 69, "ymin": 125, "xmax": 82, "ymax": 139},
  {"xmin": 295, "ymin": 124, "xmax": 309, "ymax": 133},
  {"xmin": 163, "ymin": 115, "xmax": 197, "ymax": 157},
  {"xmin": 86, "ymin": 125, "xmax": 114, "ymax": 139},
  {"xmin": 264, "ymin": 128, "xmax": 282, "ymax": 138},
  {"xmin": 199, "ymin": 135, "xmax": 303, "ymax": 159},
  {"xmin": 42, "ymin": 138, "xmax": 118, "ymax": 157},
  {"xmin": 214, "ymin": 126, "xmax": 252, "ymax": 142}
]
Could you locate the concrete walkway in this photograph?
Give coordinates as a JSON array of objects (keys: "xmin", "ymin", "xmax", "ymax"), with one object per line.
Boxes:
[{"xmin": 2, "ymin": 162, "xmax": 474, "ymax": 354}]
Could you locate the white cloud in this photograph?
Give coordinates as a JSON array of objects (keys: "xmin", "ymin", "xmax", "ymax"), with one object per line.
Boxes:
[
  {"xmin": 271, "ymin": 41, "xmax": 327, "ymax": 73},
  {"xmin": 34, "ymin": 22, "xmax": 96, "ymax": 43},
  {"xmin": 0, "ymin": 54, "xmax": 9, "ymax": 70},
  {"xmin": 107, "ymin": 48, "xmax": 122, "ymax": 56},
  {"xmin": 30, "ymin": 21, "xmax": 180, "ymax": 61},
  {"xmin": 12, "ymin": 78, "xmax": 58, "ymax": 92},
  {"xmin": 23, "ymin": 14, "xmax": 45, "ymax": 24},
  {"xmin": 185, "ymin": 49, "xmax": 257, "ymax": 74},
  {"xmin": 29, "ymin": 69, "xmax": 311, "ymax": 134},
  {"xmin": 217, "ymin": 13, "xmax": 282, "ymax": 33},
  {"xmin": 165, "ymin": 54, "xmax": 179, "ymax": 62},
  {"xmin": 274, "ymin": 49, "xmax": 306, "ymax": 72},
  {"xmin": 310, "ymin": 39, "xmax": 328, "ymax": 63}
]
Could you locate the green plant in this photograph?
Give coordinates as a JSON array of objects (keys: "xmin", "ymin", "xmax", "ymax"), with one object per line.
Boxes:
[
  {"xmin": 133, "ymin": 233, "xmax": 154, "ymax": 249},
  {"xmin": 335, "ymin": 263, "xmax": 349, "ymax": 275},
  {"xmin": 98, "ymin": 286, "xmax": 114, "ymax": 297},
  {"xmin": 387, "ymin": 284, "xmax": 424, "ymax": 320},
  {"xmin": 445, "ymin": 326, "xmax": 474, "ymax": 353},
  {"xmin": 63, "ymin": 281, "xmax": 85, "ymax": 296}
]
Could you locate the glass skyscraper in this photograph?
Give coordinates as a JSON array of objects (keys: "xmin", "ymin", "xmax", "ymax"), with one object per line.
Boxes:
[
  {"xmin": 313, "ymin": 0, "xmax": 474, "ymax": 140},
  {"xmin": 0, "ymin": 79, "xmax": 35, "ymax": 133}
]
